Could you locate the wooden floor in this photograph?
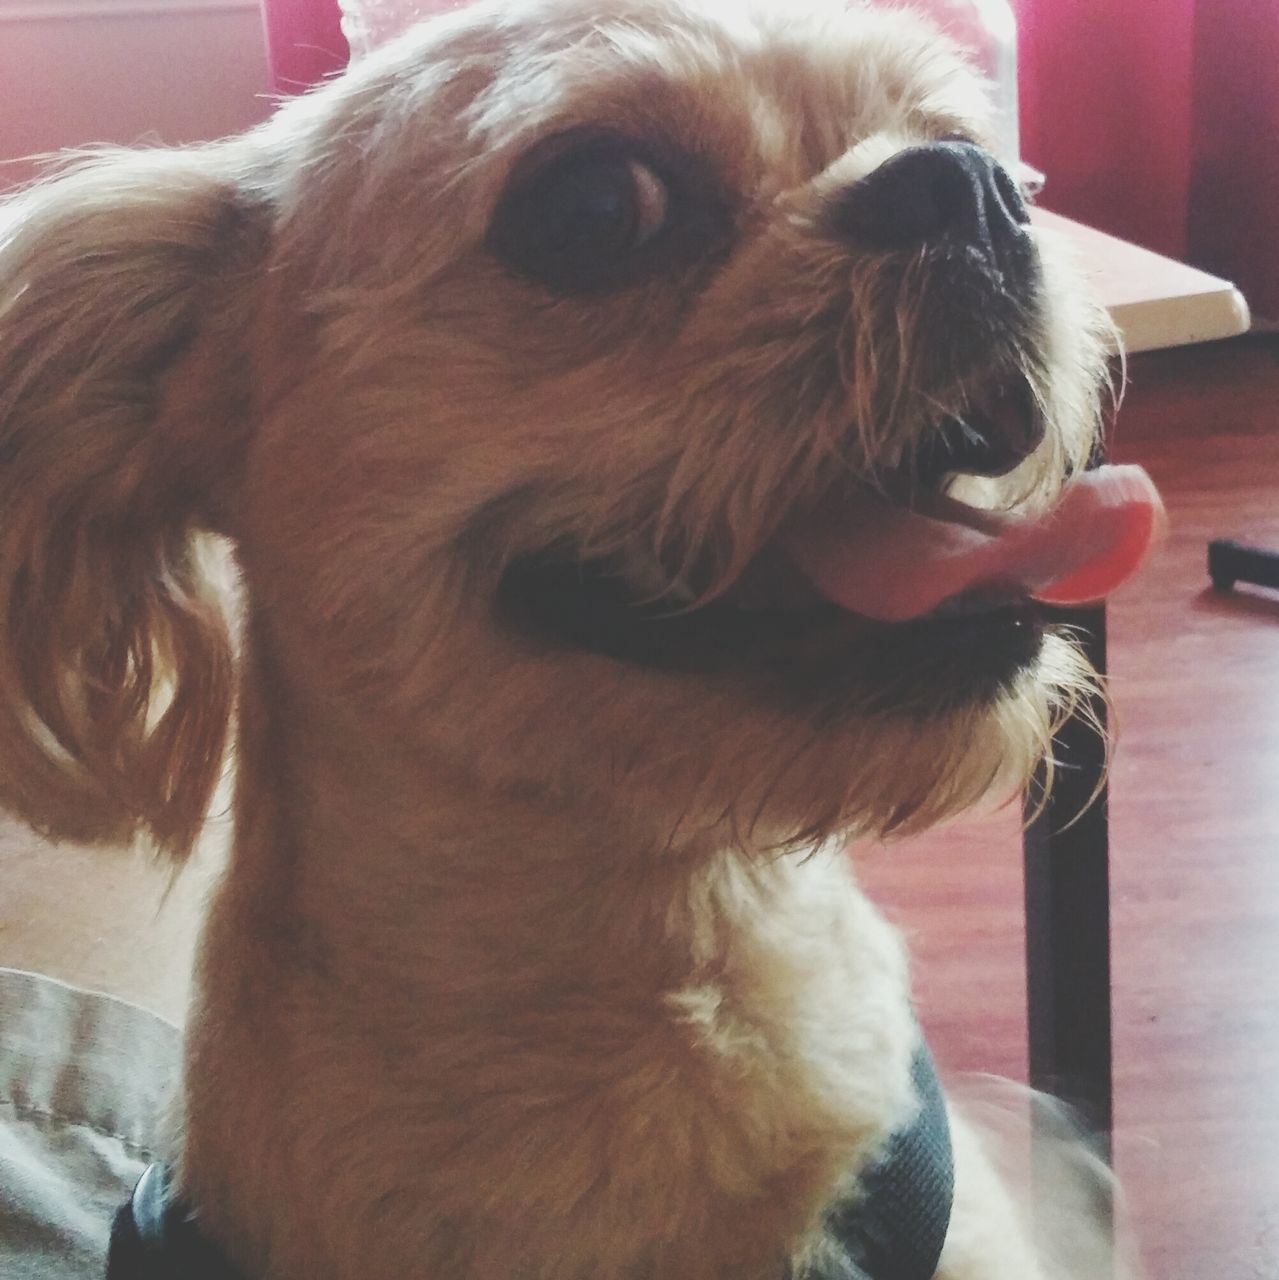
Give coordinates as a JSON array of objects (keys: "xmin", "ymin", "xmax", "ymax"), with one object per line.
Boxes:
[
  {"xmin": 864, "ymin": 332, "xmax": 1279, "ymax": 1280},
  {"xmin": 0, "ymin": 334, "xmax": 1275, "ymax": 1277}
]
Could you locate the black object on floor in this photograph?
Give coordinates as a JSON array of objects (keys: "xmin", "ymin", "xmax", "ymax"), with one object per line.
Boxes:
[{"xmin": 1209, "ymin": 539, "xmax": 1279, "ymax": 593}]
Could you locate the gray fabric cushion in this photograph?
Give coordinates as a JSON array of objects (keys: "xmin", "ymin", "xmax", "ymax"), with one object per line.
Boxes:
[{"xmin": 0, "ymin": 968, "xmax": 179, "ymax": 1280}]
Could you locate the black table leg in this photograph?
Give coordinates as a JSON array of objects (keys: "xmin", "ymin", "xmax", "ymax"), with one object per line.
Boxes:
[{"xmin": 1023, "ymin": 603, "xmax": 1114, "ymax": 1155}]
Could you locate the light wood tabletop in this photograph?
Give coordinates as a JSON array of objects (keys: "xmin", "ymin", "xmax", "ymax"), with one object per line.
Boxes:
[{"xmin": 1035, "ymin": 208, "xmax": 1251, "ymax": 354}]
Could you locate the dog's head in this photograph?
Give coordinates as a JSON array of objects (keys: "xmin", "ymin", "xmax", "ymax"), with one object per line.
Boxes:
[{"xmin": 0, "ymin": 0, "xmax": 1141, "ymax": 859}]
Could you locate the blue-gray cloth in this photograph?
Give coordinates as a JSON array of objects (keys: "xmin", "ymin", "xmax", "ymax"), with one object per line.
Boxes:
[{"xmin": 0, "ymin": 968, "xmax": 178, "ymax": 1280}]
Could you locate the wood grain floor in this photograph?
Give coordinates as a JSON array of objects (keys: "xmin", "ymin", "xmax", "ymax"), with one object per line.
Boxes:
[
  {"xmin": 1, "ymin": 335, "xmax": 1275, "ymax": 1277},
  {"xmin": 863, "ymin": 332, "xmax": 1279, "ymax": 1280}
]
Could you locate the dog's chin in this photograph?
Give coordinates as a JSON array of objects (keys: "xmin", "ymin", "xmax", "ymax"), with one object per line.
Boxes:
[{"xmin": 497, "ymin": 547, "xmax": 1046, "ymax": 717}]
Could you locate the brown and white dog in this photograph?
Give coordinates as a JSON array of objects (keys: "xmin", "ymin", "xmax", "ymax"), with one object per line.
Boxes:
[{"xmin": 0, "ymin": 1, "xmax": 1159, "ymax": 1276}]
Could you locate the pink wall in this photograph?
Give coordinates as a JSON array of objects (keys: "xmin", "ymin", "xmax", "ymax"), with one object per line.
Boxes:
[
  {"xmin": 1016, "ymin": 0, "xmax": 1198, "ymax": 261},
  {"xmin": 260, "ymin": 0, "xmax": 347, "ymax": 94},
  {"xmin": 1016, "ymin": 0, "xmax": 1279, "ymax": 314},
  {"xmin": 0, "ymin": 0, "xmax": 271, "ymax": 191}
]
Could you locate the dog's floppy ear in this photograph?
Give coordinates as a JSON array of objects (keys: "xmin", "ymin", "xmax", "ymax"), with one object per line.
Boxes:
[{"xmin": 0, "ymin": 146, "xmax": 265, "ymax": 857}]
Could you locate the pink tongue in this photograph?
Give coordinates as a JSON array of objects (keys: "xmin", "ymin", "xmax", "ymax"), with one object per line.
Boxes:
[{"xmin": 782, "ymin": 465, "xmax": 1164, "ymax": 623}]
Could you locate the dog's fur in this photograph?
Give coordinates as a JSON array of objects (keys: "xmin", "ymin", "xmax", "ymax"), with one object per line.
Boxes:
[{"xmin": 0, "ymin": 1, "xmax": 1129, "ymax": 1276}]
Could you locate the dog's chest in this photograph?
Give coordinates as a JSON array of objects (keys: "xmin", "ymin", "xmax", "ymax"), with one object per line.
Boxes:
[{"xmin": 658, "ymin": 853, "xmax": 922, "ymax": 1213}]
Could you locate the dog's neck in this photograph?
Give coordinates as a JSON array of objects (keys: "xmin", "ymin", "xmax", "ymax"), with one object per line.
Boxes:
[{"xmin": 178, "ymin": 644, "xmax": 919, "ymax": 1280}]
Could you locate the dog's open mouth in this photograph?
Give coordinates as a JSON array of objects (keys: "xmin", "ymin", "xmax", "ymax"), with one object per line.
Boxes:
[
  {"xmin": 498, "ymin": 398, "xmax": 1163, "ymax": 698},
  {"xmin": 779, "ymin": 463, "xmax": 1162, "ymax": 625}
]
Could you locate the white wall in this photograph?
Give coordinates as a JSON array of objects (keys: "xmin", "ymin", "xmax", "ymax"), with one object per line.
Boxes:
[{"xmin": 1, "ymin": 0, "xmax": 272, "ymax": 190}]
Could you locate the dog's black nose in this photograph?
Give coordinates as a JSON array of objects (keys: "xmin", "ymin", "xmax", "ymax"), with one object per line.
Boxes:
[{"xmin": 832, "ymin": 142, "xmax": 1029, "ymax": 252}]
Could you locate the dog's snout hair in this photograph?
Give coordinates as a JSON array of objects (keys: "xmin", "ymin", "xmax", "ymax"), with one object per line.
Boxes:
[{"xmin": 0, "ymin": 1, "xmax": 1130, "ymax": 1277}]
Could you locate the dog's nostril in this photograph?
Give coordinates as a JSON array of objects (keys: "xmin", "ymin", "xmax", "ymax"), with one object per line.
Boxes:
[
  {"xmin": 831, "ymin": 142, "xmax": 1028, "ymax": 252},
  {"xmin": 989, "ymin": 162, "xmax": 1029, "ymax": 227}
]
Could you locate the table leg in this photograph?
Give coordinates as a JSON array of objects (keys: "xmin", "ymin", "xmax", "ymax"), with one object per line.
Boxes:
[{"xmin": 1023, "ymin": 603, "xmax": 1114, "ymax": 1154}]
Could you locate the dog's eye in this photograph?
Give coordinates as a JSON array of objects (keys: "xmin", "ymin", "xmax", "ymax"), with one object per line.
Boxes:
[
  {"xmin": 539, "ymin": 152, "xmax": 668, "ymax": 256},
  {"xmin": 489, "ymin": 141, "xmax": 680, "ymax": 293}
]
